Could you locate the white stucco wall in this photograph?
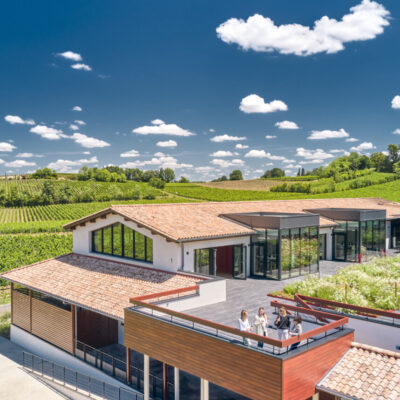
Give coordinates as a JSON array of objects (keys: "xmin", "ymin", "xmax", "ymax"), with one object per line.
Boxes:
[
  {"xmin": 386, "ymin": 220, "xmax": 391, "ymax": 249},
  {"xmin": 72, "ymin": 213, "xmax": 181, "ymax": 272},
  {"xmin": 320, "ymin": 227, "xmax": 333, "ymax": 261},
  {"xmin": 182, "ymin": 235, "xmax": 251, "ymax": 275}
]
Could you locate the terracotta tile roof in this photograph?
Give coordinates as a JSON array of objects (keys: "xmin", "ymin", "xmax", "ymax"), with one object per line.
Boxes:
[
  {"xmin": 64, "ymin": 197, "xmax": 400, "ymax": 242},
  {"xmin": 1, "ymin": 253, "xmax": 202, "ymax": 320},
  {"xmin": 318, "ymin": 342, "xmax": 400, "ymax": 400}
]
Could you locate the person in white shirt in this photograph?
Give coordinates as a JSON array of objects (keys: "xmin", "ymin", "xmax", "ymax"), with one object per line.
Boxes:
[
  {"xmin": 238, "ymin": 310, "xmax": 252, "ymax": 346},
  {"xmin": 254, "ymin": 307, "xmax": 268, "ymax": 348}
]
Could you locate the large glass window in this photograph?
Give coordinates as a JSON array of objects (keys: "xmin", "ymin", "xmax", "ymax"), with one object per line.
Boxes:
[
  {"xmin": 360, "ymin": 219, "xmax": 386, "ymax": 256},
  {"xmin": 194, "ymin": 248, "xmax": 214, "ymax": 275},
  {"xmin": 91, "ymin": 223, "xmax": 153, "ymax": 263},
  {"xmin": 252, "ymin": 226, "xmax": 319, "ymax": 280}
]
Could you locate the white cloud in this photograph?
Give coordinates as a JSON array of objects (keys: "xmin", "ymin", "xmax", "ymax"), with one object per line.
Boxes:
[
  {"xmin": 308, "ymin": 128, "xmax": 349, "ymax": 140},
  {"xmin": 209, "ymin": 128, "xmax": 215, "ymax": 132},
  {"xmin": 47, "ymin": 156, "xmax": 98, "ymax": 173},
  {"xmin": 70, "ymin": 124, "xmax": 79, "ymax": 130},
  {"xmin": 210, "ymin": 134, "xmax": 246, "ymax": 142},
  {"xmin": 5, "ymin": 159, "xmax": 36, "ymax": 168},
  {"xmin": 391, "ymin": 95, "xmax": 400, "ymax": 109},
  {"xmin": 296, "ymin": 147, "xmax": 334, "ymax": 160},
  {"xmin": 71, "ymin": 63, "xmax": 92, "ymax": 71},
  {"xmin": 74, "ymin": 120, "xmax": 86, "ymax": 126},
  {"xmin": 265, "ymin": 135, "xmax": 277, "ymax": 139},
  {"xmin": 275, "ymin": 121, "xmax": 299, "ymax": 130},
  {"xmin": 16, "ymin": 153, "xmax": 44, "ymax": 158},
  {"xmin": 120, "ymin": 155, "xmax": 192, "ymax": 169},
  {"xmin": 283, "ymin": 159, "xmax": 295, "ymax": 164},
  {"xmin": 350, "ymin": 141, "xmax": 376, "ymax": 153},
  {"xmin": 346, "ymin": 137, "xmax": 359, "ymax": 142},
  {"xmin": 151, "ymin": 119, "xmax": 165, "ymax": 125},
  {"xmin": 239, "ymin": 94, "xmax": 287, "ymax": 114},
  {"xmin": 4, "ymin": 115, "xmax": 35, "ymax": 125},
  {"xmin": 120, "ymin": 149, "xmax": 140, "ymax": 158},
  {"xmin": 210, "ymin": 150, "xmax": 233, "ymax": 157},
  {"xmin": 266, "ymin": 152, "xmax": 286, "ymax": 161},
  {"xmin": 133, "ymin": 120, "xmax": 195, "ymax": 137},
  {"xmin": 393, "ymin": 129, "xmax": 400, "ymax": 135},
  {"xmin": 245, "ymin": 149, "xmax": 267, "ymax": 158},
  {"xmin": 0, "ymin": 142, "xmax": 16, "ymax": 152},
  {"xmin": 72, "ymin": 106, "xmax": 82, "ymax": 112},
  {"xmin": 299, "ymin": 159, "xmax": 325, "ymax": 165},
  {"xmin": 57, "ymin": 51, "xmax": 82, "ymax": 61},
  {"xmin": 30, "ymin": 125, "xmax": 63, "ymax": 140},
  {"xmin": 156, "ymin": 140, "xmax": 177, "ymax": 148},
  {"xmin": 216, "ymin": 0, "xmax": 390, "ymax": 56},
  {"xmin": 211, "ymin": 158, "xmax": 244, "ymax": 168},
  {"xmin": 235, "ymin": 143, "xmax": 249, "ymax": 149},
  {"xmin": 69, "ymin": 133, "xmax": 110, "ymax": 148},
  {"xmin": 195, "ymin": 166, "xmax": 213, "ymax": 174}
]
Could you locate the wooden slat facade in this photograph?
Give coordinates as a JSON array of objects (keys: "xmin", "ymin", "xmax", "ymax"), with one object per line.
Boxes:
[
  {"xmin": 124, "ymin": 310, "xmax": 282, "ymax": 400},
  {"xmin": 125, "ymin": 309, "xmax": 354, "ymax": 400},
  {"xmin": 31, "ymin": 298, "xmax": 73, "ymax": 353},
  {"xmin": 11, "ymin": 290, "xmax": 30, "ymax": 331},
  {"xmin": 281, "ymin": 332, "xmax": 353, "ymax": 400},
  {"xmin": 11, "ymin": 287, "xmax": 74, "ymax": 354}
]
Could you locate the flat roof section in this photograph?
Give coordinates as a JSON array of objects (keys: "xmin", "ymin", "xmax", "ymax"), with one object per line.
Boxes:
[
  {"xmin": 305, "ymin": 208, "xmax": 386, "ymax": 222},
  {"xmin": 222, "ymin": 212, "xmax": 320, "ymax": 230},
  {"xmin": 0, "ymin": 253, "xmax": 203, "ymax": 320}
]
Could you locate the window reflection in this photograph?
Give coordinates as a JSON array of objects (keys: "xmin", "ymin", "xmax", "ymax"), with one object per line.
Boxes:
[{"xmin": 91, "ymin": 223, "xmax": 153, "ymax": 263}]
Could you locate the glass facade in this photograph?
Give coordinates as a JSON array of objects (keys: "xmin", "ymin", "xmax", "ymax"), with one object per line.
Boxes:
[
  {"xmin": 252, "ymin": 226, "xmax": 319, "ymax": 280},
  {"xmin": 194, "ymin": 248, "xmax": 214, "ymax": 275},
  {"xmin": 92, "ymin": 222, "xmax": 153, "ymax": 263},
  {"xmin": 333, "ymin": 219, "xmax": 385, "ymax": 261}
]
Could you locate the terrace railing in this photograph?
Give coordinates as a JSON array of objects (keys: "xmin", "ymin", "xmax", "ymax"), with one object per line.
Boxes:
[
  {"xmin": 22, "ymin": 351, "xmax": 143, "ymax": 400},
  {"xmin": 129, "ymin": 297, "xmax": 348, "ymax": 356}
]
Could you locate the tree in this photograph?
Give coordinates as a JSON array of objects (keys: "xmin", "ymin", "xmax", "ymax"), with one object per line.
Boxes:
[
  {"xmin": 31, "ymin": 168, "xmax": 57, "ymax": 179},
  {"xmin": 125, "ymin": 168, "xmax": 144, "ymax": 181},
  {"xmin": 370, "ymin": 152, "xmax": 386, "ymax": 172},
  {"xmin": 388, "ymin": 144, "xmax": 400, "ymax": 165},
  {"xmin": 393, "ymin": 161, "xmax": 400, "ymax": 177},
  {"xmin": 262, "ymin": 168, "xmax": 285, "ymax": 178},
  {"xmin": 229, "ymin": 170, "xmax": 243, "ymax": 180},
  {"xmin": 105, "ymin": 165, "xmax": 124, "ymax": 175},
  {"xmin": 159, "ymin": 168, "xmax": 175, "ymax": 183},
  {"xmin": 179, "ymin": 176, "xmax": 189, "ymax": 183},
  {"xmin": 149, "ymin": 177, "xmax": 166, "ymax": 189}
]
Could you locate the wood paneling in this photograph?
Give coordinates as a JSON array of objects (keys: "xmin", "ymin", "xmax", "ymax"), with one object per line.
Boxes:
[
  {"xmin": 77, "ymin": 308, "xmax": 118, "ymax": 348},
  {"xmin": 12, "ymin": 290, "xmax": 30, "ymax": 332},
  {"xmin": 282, "ymin": 332, "xmax": 354, "ymax": 400},
  {"xmin": 125, "ymin": 310, "xmax": 282, "ymax": 400},
  {"xmin": 31, "ymin": 298, "xmax": 73, "ymax": 353}
]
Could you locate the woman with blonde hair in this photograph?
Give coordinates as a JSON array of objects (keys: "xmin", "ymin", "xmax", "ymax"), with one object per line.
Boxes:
[
  {"xmin": 238, "ymin": 309, "xmax": 252, "ymax": 346},
  {"xmin": 254, "ymin": 307, "xmax": 268, "ymax": 348},
  {"xmin": 274, "ymin": 306, "xmax": 290, "ymax": 341}
]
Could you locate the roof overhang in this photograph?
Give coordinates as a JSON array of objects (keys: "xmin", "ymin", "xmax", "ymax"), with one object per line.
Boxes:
[
  {"xmin": 221, "ymin": 212, "xmax": 320, "ymax": 230},
  {"xmin": 305, "ymin": 208, "xmax": 386, "ymax": 222}
]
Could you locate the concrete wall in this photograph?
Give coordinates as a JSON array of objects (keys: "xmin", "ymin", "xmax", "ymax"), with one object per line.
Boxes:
[
  {"xmin": 159, "ymin": 278, "xmax": 227, "ymax": 312},
  {"xmin": 10, "ymin": 324, "xmax": 132, "ymax": 389},
  {"xmin": 347, "ymin": 317, "xmax": 400, "ymax": 352},
  {"xmin": 72, "ymin": 213, "xmax": 181, "ymax": 272}
]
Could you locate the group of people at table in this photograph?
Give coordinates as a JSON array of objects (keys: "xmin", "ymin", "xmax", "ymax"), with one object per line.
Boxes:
[{"xmin": 238, "ymin": 306, "xmax": 303, "ymax": 350}]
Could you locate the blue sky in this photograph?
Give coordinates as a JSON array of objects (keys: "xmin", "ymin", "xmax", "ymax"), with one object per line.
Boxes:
[{"xmin": 1, "ymin": 0, "xmax": 400, "ymax": 180}]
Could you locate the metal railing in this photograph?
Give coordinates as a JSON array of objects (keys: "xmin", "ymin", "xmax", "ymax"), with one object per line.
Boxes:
[
  {"xmin": 75, "ymin": 341, "xmax": 174, "ymax": 399},
  {"xmin": 130, "ymin": 299, "xmax": 348, "ymax": 356},
  {"xmin": 22, "ymin": 351, "xmax": 143, "ymax": 400}
]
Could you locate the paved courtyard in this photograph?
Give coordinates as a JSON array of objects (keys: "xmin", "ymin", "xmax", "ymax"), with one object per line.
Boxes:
[{"xmin": 186, "ymin": 260, "xmax": 353, "ymax": 333}]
